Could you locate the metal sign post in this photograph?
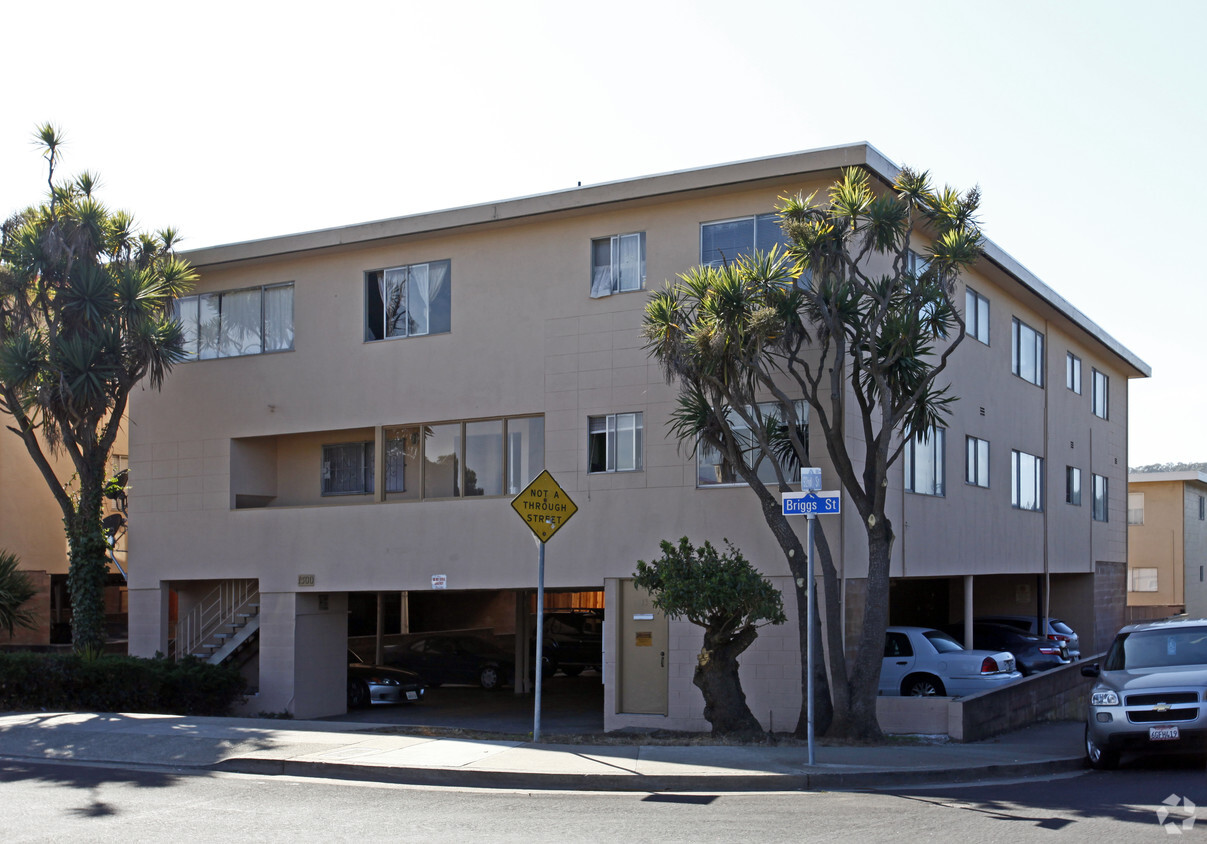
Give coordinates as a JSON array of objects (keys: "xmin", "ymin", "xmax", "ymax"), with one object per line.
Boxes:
[
  {"xmin": 782, "ymin": 486, "xmax": 841, "ymax": 767},
  {"xmin": 511, "ymin": 471, "xmax": 578, "ymax": 743}
]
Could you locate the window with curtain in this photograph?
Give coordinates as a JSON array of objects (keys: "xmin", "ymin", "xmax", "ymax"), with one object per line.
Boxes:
[
  {"xmin": 175, "ymin": 282, "xmax": 294, "ymax": 361},
  {"xmin": 590, "ymin": 232, "xmax": 645, "ymax": 297},
  {"xmin": 1127, "ymin": 492, "xmax": 1144, "ymax": 525},
  {"xmin": 588, "ymin": 413, "xmax": 643, "ymax": 473},
  {"xmin": 365, "ymin": 260, "xmax": 451, "ymax": 341},
  {"xmin": 697, "ymin": 401, "xmax": 808, "ymax": 487},
  {"xmin": 904, "ymin": 427, "xmax": 946, "ymax": 496}
]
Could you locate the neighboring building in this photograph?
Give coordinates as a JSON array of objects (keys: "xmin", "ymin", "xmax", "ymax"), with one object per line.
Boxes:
[
  {"xmin": 126, "ymin": 143, "xmax": 1149, "ymax": 725},
  {"xmin": 0, "ymin": 421, "xmax": 129, "ymax": 647},
  {"xmin": 1126, "ymin": 471, "xmax": 1207, "ymax": 619}
]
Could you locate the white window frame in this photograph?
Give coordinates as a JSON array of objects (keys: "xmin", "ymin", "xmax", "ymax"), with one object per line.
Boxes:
[
  {"xmin": 904, "ymin": 427, "xmax": 946, "ymax": 496},
  {"xmin": 590, "ymin": 232, "xmax": 645, "ymax": 297},
  {"xmin": 175, "ymin": 282, "xmax": 294, "ymax": 361},
  {"xmin": 1129, "ymin": 567, "xmax": 1158, "ymax": 592},
  {"xmin": 1092, "ymin": 368, "xmax": 1109, "ymax": 419},
  {"xmin": 364, "ymin": 259, "xmax": 452, "ymax": 341},
  {"xmin": 1066, "ymin": 466, "xmax": 1082, "ymax": 506},
  {"xmin": 1011, "ymin": 317, "xmax": 1044, "ymax": 386},
  {"xmin": 588, "ymin": 413, "xmax": 643, "ymax": 474},
  {"xmin": 1092, "ymin": 473, "xmax": 1108, "ymax": 522},
  {"xmin": 1066, "ymin": 352, "xmax": 1081, "ymax": 394},
  {"xmin": 965, "ymin": 287, "xmax": 990, "ymax": 344},
  {"xmin": 1011, "ymin": 450, "xmax": 1044, "ymax": 511},
  {"xmin": 1127, "ymin": 492, "xmax": 1145, "ymax": 525},
  {"xmin": 965, "ymin": 436, "xmax": 989, "ymax": 488}
]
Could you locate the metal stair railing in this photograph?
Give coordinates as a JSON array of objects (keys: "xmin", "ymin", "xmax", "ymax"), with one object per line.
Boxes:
[{"xmin": 176, "ymin": 580, "xmax": 259, "ymax": 661}]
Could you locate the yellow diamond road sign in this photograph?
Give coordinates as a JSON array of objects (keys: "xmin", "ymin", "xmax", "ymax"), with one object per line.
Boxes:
[{"xmin": 511, "ymin": 470, "xmax": 577, "ymax": 543}]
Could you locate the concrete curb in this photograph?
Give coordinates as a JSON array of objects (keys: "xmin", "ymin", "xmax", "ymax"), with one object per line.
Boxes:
[{"xmin": 211, "ymin": 754, "xmax": 1089, "ymax": 793}]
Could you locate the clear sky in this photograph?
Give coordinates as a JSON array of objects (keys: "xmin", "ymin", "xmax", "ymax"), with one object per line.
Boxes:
[{"xmin": 2, "ymin": 1, "xmax": 1202, "ymax": 467}]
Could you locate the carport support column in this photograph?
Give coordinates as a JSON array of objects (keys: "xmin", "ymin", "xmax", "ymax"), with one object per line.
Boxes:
[{"xmin": 964, "ymin": 575, "xmax": 974, "ymax": 649}]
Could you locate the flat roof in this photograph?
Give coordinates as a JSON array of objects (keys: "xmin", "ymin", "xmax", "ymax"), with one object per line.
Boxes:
[
  {"xmin": 1129, "ymin": 471, "xmax": 1207, "ymax": 486},
  {"xmin": 183, "ymin": 142, "xmax": 1150, "ymax": 378}
]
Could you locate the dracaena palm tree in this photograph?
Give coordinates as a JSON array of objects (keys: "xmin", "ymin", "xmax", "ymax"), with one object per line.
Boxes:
[
  {"xmin": 0, "ymin": 550, "xmax": 37, "ymax": 638},
  {"xmin": 0, "ymin": 124, "xmax": 195, "ymax": 653}
]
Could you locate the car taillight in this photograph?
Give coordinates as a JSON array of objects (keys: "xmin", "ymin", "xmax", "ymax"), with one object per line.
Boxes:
[
  {"xmin": 980, "ymin": 657, "xmax": 999, "ymax": 674},
  {"xmin": 1047, "ymin": 633, "xmax": 1069, "ymax": 643},
  {"xmin": 1038, "ymin": 646, "xmax": 1060, "ymax": 655}
]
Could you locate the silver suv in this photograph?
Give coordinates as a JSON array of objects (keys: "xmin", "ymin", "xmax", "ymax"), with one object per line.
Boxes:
[{"xmin": 1082, "ymin": 617, "xmax": 1207, "ymax": 769}]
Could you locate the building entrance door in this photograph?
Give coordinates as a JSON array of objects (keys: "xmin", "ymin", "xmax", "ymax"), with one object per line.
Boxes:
[{"xmin": 617, "ymin": 578, "xmax": 668, "ymax": 714}]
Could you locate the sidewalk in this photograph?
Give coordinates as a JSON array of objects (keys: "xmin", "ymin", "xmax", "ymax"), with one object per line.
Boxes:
[{"xmin": 0, "ymin": 712, "xmax": 1087, "ymax": 792}]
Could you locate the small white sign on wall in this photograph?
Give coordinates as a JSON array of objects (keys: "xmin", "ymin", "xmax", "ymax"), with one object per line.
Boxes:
[{"xmin": 432, "ymin": 574, "xmax": 448, "ymax": 590}]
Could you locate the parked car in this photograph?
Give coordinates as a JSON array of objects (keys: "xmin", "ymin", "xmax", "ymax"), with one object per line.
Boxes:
[
  {"xmin": 347, "ymin": 650, "xmax": 425, "ymax": 708},
  {"xmin": 942, "ymin": 622, "xmax": 1070, "ymax": 676},
  {"xmin": 1082, "ymin": 617, "xmax": 1207, "ymax": 770},
  {"xmin": 976, "ymin": 615, "xmax": 1081, "ymax": 660},
  {"xmin": 385, "ymin": 633, "xmax": 515, "ymax": 689},
  {"xmin": 881, "ymin": 626, "xmax": 1022, "ymax": 697},
  {"xmin": 537, "ymin": 611, "xmax": 603, "ymax": 676}
]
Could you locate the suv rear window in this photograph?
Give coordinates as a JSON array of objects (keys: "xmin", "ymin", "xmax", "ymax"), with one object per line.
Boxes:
[{"xmin": 1051, "ymin": 620, "xmax": 1075, "ymax": 635}]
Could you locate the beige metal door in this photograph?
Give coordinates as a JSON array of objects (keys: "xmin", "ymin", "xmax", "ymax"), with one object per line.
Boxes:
[{"xmin": 617, "ymin": 578, "xmax": 668, "ymax": 714}]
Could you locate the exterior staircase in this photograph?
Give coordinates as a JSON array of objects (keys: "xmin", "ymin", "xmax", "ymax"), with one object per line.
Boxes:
[{"xmin": 177, "ymin": 580, "xmax": 260, "ymax": 665}]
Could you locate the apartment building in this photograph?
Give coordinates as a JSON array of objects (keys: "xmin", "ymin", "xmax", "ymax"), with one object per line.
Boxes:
[
  {"xmin": 1126, "ymin": 471, "xmax": 1207, "ymax": 619},
  {"xmin": 126, "ymin": 144, "xmax": 1148, "ymax": 725}
]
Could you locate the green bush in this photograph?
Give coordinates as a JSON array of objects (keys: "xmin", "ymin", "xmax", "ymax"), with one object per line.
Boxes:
[{"xmin": 0, "ymin": 653, "xmax": 245, "ymax": 716}]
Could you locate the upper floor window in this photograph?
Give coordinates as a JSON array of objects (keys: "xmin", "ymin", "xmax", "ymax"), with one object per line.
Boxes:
[
  {"xmin": 1200, "ymin": 495, "xmax": 1205, "ymax": 521},
  {"xmin": 1092, "ymin": 473, "xmax": 1109, "ymax": 522},
  {"xmin": 697, "ymin": 401, "xmax": 808, "ymax": 487},
  {"xmin": 965, "ymin": 436, "xmax": 989, "ymax": 488},
  {"xmin": 1092, "ymin": 369, "xmax": 1109, "ymax": 419},
  {"xmin": 384, "ymin": 415, "xmax": 544, "ymax": 500},
  {"xmin": 904, "ymin": 426, "xmax": 945, "ymax": 496},
  {"xmin": 1066, "ymin": 352, "xmax": 1081, "ymax": 394},
  {"xmin": 365, "ymin": 260, "xmax": 451, "ymax": 341},
  {"xmin": 175, "ymin": 282, "xmax": 294, "ymax": 361},
  {"xmin": 700, "ymin": 213, "xmax": 788, "ymax": 266},
  {"xmin": 1129, "ymin": 567, "xmax": 1158, "ymax": 592},
  {"xmin": 1011, "ymin": 450, "xmax": 1043, "ymax": 511},
  {"xmin": 965, "ymin": 287, "xmax": 990, "ymax": 344},
  {"xmin": 1127, "ymin": 492, "xmax": 1145, "ymax": 525},
  {"xmin": 322, "ymin": 442, "xmax": 374, "ymax": 496},
  {"xmin": 590, "ymin": 232, "xmax": 645, "ymax": 297},
  {"xmin": 1066, "ymin": 466, "xmax": 1082, "ymax": 506},
  {"xmin": 589, "ymin": 413, "xmax": 643, "ymax": 474},
  {"xmin": 1011, "ymin": 317, "xmax": 1044, "ymax": 386}
]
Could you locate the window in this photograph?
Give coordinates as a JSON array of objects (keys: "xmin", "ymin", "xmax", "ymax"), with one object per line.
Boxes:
[
  {"xmin": 175, "ymin": 282, "xmax": 294, "ymax": 361},
  {"xmin": 700, "ymin": 213, "xmax": 788, "ymax": 266},
  {"xmin": 965, "ymin": 287, "xmax": 990, "ymax": 344},
  {"xmin": 904, "ymin": 427, "xmax": 945, "ymax": 496},
  {"xmin": 965, "ymin": 436, "xmax": 989, "ymax": 488},
  {"xmin": 1200, "ymin": 495, "xmax": 1205, "ymax": 521},
  {"xmin": 1092, "ymin": 369, "xmax": 1109, "ymax": 419},
  {"xmin": 697, "ymin": 401, "xmax": 808, "ymax": 487},
  {"xmin": 365, "ymin": 260, "xmax": 451, "ymax": 341},
  {"xmin": 1127, "ymin": 492, "xmax": 1145, "ymax": 525},
  {"xmin": 1011, "ymin": 317, "xmax": 1044, "ymax": 386},
  {"xmin": 383, "ymin": 416, "xmax": 543, "ymax": 500},
  {"xmin": 589, "ymin": 413, "xmax": 643, "ymax": 473},
  {"xmin": 1092, "ymin": 473, "xmax": 1108, "ymax": 521},
  {"xmin": 1011, "ymin": 450, "xmax": 1043, "ymax": 511},
  {"xmin": 1066, "ymin": 352, "xmax": 1081, "ymax": 394},
  {"xmin": 322, "ymin": 442, "xmax": 374, "ymax": 496},
  {"xmin": 590, "ymin": 232, "xmax": 645, "ymax": 297},
  {"xmin": 1129, "ymin": 567, "xmax": 1158, "ymax": 592},
  {"xmin": 1066, "ymin": 466, "xmax": 1082, "ymax": 506}
]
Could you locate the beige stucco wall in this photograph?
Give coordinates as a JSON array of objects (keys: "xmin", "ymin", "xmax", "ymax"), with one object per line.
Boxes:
[{"xmin": 125, "ymin": 154, "xmax": 1142, "ymax": 723}]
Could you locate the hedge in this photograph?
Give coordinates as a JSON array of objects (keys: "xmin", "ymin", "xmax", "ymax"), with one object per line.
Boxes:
[{"xmin": 0, "ymin": 653, "xmax": 245, "ymax": 716}]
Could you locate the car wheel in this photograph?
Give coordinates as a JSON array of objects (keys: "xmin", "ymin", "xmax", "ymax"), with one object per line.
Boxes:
[
  {"xmin": 902, "ymin": 674, "xmax": 945, "ymax": 696},
  {"xmin": 560, "ymin": 666, "xmax": 583, "ymax": 678},
  {"xmin": 1085, "ymin": 725, "xmax": 1120, "ymax": 771},
  {"xmin": 347, "ymin": 679, "xmax": 370, "ymax": 709},
  {"xmin": 479, "ymin": 665, "xmax": 503, "ymax": 690}
]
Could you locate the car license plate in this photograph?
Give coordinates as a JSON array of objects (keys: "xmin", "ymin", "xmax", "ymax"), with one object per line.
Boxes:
[
  {"xmin": 406, "ymin": 691, "xmax": 418, "ymax": 701},
  {"xmin": 1150, "ymin": 726, "xmax": 1180, "ymax": 741}
]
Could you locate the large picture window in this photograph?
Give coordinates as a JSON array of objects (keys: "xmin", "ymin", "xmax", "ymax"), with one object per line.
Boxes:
[
  {"xmin": 697, "ymin": 401, "xmax": 808, "ymax": 487},
  {"xmin": 1011, "ymin": 450, "xmax": 1043, "ymax": 511},
  {"xmin": 700, "ymin": 213, "xmax": 788, "ymax": 266},
  {"xmin": 1011, "ymin": 317, "xmax": 1044, "ymax": 386},
  {"xmin": 905, "ymin": 427, "xmax": 946, "ymax": 496},
  {"xmin": 589, "ymin": 413, "xmax": 643, "ymax": 474},
  {"xmin": 365, "ymin": 260, "xmax": 451, "ymax": 341},
  {"xmin": 175, "ymin": 282, "xmax": 294, "ymax": 361},
  {"xmin": 590, "ymin": 232, "xmax": 645, "ymax": 297}
]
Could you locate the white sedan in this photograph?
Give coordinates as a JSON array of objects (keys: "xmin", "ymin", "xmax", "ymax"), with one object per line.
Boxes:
[{"xmin": 881, "ymin": 626, "xmax": 1022, "ymax": 697}]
